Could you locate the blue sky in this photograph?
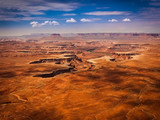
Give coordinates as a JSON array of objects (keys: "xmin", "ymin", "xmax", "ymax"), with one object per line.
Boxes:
[{"xmin": 0, "ymin": 0, "xmax": 160, "ymax": 36}]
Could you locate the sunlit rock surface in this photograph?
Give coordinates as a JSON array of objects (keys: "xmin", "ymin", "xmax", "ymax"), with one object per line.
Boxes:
[{"xmin": 0, "ymin": 33, "xmax": 160, "ymax": 120}]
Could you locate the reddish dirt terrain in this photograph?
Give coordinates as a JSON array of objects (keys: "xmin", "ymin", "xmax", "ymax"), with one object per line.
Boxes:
[{"xmin": 0, "ymin": 33, "xmax": 160, "ymax": 120}]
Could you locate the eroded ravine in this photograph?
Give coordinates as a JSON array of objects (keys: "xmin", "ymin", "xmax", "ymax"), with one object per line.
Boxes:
[{"xmin": 30, "ymin": 54, "xmax": 94, "ymax": 78}]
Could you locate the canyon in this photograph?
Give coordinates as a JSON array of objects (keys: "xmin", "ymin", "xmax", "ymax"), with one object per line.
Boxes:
[{"xmin": 0, "ymin": 33, "xmax": 160, "ymax": 120}]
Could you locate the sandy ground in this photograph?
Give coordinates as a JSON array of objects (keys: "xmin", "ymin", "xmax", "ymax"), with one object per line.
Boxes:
[
  {"xmin": 87, "ymin": 56, "xmax": 112, "ymax": 64},
  {"xmin": 0, "ymin": 43, "xmax": 160, "ymax": 120}
]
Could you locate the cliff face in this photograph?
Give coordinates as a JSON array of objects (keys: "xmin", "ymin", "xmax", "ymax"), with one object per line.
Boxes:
[
  {"xmin": 30, "ymin": 58, "xmax": 74, "ymax": 64},
  {"xmin": 76, "ymin": 33, "xmax": 160, "ymax": 39},
  {"xmin": 30, "ymin": 55, "xmax": 94, "ymax": 78},
  {"xmin": 49, "ymin": 34, "xmax": 62, "ymax": 38},
  {"xmin": 29, "ymin": 55, "xmax": 81, "ymax": 64},
  {"xmin": 33, "ymin": 67, "xmax": 73, "ymax": 78},
  {"xmin": 41, "ymin": 34, "xmax": 62, "ymax": 40}
]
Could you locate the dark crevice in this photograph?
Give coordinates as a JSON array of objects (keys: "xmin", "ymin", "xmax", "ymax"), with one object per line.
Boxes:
[{"xmin": 33, "ymin": 68, "xmax": 74, "ymax": 78}]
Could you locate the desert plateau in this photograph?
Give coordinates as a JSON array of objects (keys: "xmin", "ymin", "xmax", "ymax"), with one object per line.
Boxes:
[{"xmin": 0, "ymin": 33, "xmax": 160, "ymax": 120}]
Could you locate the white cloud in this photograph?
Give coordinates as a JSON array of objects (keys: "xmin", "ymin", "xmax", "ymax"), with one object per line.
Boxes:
[
  {"xmin": 40, "ymin": 21, "xmax": 50, "ymax": 26},
  {"xmin": 63, "ymin": 13, "xmax": 76, "ymax": 16},
  {"xmin": 66, "ymin": 18, "xmax": 77, "ymax": 23},
  {"xmin": 46, "ymin": 2, "xmax": 79, "ymax": 12},
  {"xmin": 0, "ymin": 0, "xmax": 79, "ymax": 12},
  {"xmin": 30, "ymin": 21, "xmax": 39, "ymax": 27},
  {"xmin": 0, "ymin": 0, "xmax": 80, "ymax": 21},
  {"xmin": 108, "ymin": 19, "xmax": 118, "ymax": 22},
  {"xmin": 51, "ymin": 21, "xmax": 59, "ymax": 25},
  {"xmin": 30, "ymin": 20, "xmax": 59, "ymax": 27},
  {"xmin": 122, "ymin": 18, "xmax": 131, "ymax": 22},
  {"xmin": 84, "ymin": 11, "xmax": 130, "ymax": 16},
  {"xmin": 80, "ymin": 18, "xmax": 92, "ymax": 22}
]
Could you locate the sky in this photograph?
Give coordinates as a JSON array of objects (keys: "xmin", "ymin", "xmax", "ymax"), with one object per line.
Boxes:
[{"xmin": 0, "ymin": 0, "xmax": 160, "ymax": 36}]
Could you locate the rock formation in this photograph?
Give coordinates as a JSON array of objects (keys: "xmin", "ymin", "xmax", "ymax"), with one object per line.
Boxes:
[{"xmin": 30, "ymin": 54, "xmax": 94, "ymax": 78}]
